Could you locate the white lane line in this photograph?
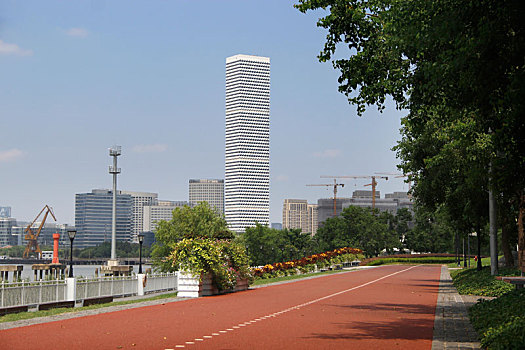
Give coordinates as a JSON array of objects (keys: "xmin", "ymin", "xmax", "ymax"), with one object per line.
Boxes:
[
  {"xmin": 203, "ymin": 336, "xmax": 213, "ymax": 339},
  {"xmin": 194, "ymin": 339, "xmax": 204, "ymax": 341},
  {"xmin": 170, "ymin": 265, "xmax": 419, "ymax": 349},
  {"xmin": 185, "ymin": 342, "xmax": 194, "ymax": 345}
]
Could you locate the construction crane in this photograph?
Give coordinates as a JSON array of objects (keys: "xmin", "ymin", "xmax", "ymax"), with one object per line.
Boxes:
[
  {"xmin": 321, "ymin": 175, "xmax": 389, "ymax": 209},
  {"xmin": 307, "ymin": 178, "xmax": 345, "ymax": 217},
  {"xmin": 376, "ymin": 172, "xmax": 413, "ymax": 194},
  {"xmin": 23, "ymin": 205, "xmax": 57, "ymax": 259}
]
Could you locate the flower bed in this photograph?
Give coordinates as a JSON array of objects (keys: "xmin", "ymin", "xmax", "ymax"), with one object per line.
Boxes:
[{"xmin": 251, "ymin": 247, "xmax": 362, "ymax": 280}]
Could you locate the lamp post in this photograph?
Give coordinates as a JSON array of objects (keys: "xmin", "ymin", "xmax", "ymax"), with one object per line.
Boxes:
[
  {"xmin": 138, "ymin": 233, "xmax": 144, "ymax": 274},
  {"xmin": 67, "ymin": 229, "xmax": 76, "ymax": 278}
]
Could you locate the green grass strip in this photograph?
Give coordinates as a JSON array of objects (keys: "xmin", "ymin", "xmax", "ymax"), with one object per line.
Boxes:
[{"xmin": 0, "ymin": 292, "xmax": 178, "ymax": 324}]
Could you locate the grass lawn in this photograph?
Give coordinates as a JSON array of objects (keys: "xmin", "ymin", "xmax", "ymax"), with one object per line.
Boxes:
[
  {"xmin": 0, "ymin": 292, "xmax": 179, "ymax": 324},
  {"xmin": 447, "ymin": 256, "xmax": 492, "ymax": 268}
]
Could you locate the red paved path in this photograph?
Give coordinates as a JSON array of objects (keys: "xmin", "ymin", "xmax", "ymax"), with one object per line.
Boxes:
[{"xmin": 0, "ymin": 265, "xmax": 441, "ymax": 349}]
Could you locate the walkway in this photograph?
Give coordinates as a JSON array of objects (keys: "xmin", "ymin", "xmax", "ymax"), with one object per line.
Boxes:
[
  {"xmin": 432, "ymin": 266, "xmax": 480, "ymax": 350},
  {"xmin": 0, "ymin": 265, "xmax": 482, "ymax": 349}
]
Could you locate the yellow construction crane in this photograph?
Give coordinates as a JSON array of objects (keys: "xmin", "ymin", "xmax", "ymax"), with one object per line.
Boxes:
[
  {"xmin": 375, "ymin": 172, "xmax": 413, "ymax": 195},
  {"xmin": 23, "ymin": 205, "xmax": 57, "ymax": 259},
  {"xmin": 307, "ymin": 178, "xmax": 345, "ymax": 217},
  {"xmin": 321, "ymin": 175, "xmax": 389, "ymax": 209}
]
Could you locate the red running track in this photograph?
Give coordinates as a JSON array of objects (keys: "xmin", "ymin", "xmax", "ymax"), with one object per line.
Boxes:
[{"xmin": 0, "ymin": 265, "xmax": 441, "ymax": 350}]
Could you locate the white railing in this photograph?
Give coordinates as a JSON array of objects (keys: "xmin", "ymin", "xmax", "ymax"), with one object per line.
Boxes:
[
  {"xmin": 0, "ymin": 280, "xmax": 67, "ymax": 308},
  {"xmin": 76, "ymin": 276, "xmax": 138, "ymax": 300},
  {"xmin": 143, "ymin": 273, "xmax": 177, "ymax": 294},
  {"xmin": 0, "ymin": 273, "xmax": 178, "ymax": 309}
]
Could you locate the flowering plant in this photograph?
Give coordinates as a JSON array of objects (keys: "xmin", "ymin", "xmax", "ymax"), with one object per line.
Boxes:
[
  {"xmin": 168, "ymin": 238, "xmax": 252, "ymax": 291},
  {"xmin": 251, "ymin": 247, "xmax": 363, "ymax": 278}
]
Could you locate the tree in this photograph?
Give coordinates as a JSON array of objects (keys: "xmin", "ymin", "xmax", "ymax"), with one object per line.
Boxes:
[
  {"xmin": 152, "ymin": 202, "xmax": 233, "ymax": 271},
  {"xmin": 243, "ymin": 224, "xmax": 316, "ymax": 266},
  {"xmin": 296, "ymin": 0, "xmax": 525, "ymax": 270},
  {"xmin": 315, "ymin": 206, "xmax": 401, "ymax": 257}
]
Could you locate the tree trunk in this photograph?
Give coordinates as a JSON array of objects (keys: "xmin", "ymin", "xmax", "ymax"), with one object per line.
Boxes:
[
  {"xmin": 518, "ymin": 194, "xmax": 525, "ymax": 273},
  {"xmin": 477, "ymin": 226, "xmax": 482, "ymax": 271},
  {"xmin": 501, "ymin": 211, "xmax": 514, "ymax": 267}
]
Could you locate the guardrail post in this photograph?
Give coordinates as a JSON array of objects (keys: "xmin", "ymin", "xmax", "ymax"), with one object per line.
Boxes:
[
  {"xmin": 137, "ymin": 274, "xmax": 145, "ymax": 296},
  {"xmin": 66, "ymin": 277, "xmax": 76, "ymax": 302}
]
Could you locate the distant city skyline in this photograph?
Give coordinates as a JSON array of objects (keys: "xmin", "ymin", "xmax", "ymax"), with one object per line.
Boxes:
[{"xmin": 1, "ymin": 1, "xmax": 408, "ymax": 226}]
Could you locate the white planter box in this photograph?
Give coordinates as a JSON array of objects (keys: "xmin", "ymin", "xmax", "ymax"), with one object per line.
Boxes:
[{"xmin": 177, "ymin": 271, "xmax": 249, "ymax": 298}]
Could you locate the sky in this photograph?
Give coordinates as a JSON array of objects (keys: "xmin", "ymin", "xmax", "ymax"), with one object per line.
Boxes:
[{"xmin": 0, "ymin": 0, "xmax": 408, "ymax": 225}]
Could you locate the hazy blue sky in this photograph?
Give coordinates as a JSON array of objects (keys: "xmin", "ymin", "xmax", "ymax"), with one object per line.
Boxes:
[{"xmin": 1, "ymin": 0, "xmax": 407, "ymax": 225}]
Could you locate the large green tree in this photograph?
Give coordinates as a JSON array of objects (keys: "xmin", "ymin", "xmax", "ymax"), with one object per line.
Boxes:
[
  {"xmin": 296, "ymin": 0, "xmax": 524, "ymax": 268},
  {"xmin": 151, "ymin": 202, "xmax": 233, "ymax": 271},
  {"xmin": 315, "ymin": 206, "xmax": 403, "ymax": 257},
  {"xmin": 242, "ymin": 224, "xmax": 316, "ymax": 266}
]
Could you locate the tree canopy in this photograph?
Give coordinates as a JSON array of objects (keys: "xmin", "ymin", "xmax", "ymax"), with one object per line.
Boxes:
[
  {"xmin": 296, "ymin": 0, "xmax": 524, "ymax": 267},
  {"xmin": 152, "ymin": 202, "xmax": 234, "ymax": 271}
]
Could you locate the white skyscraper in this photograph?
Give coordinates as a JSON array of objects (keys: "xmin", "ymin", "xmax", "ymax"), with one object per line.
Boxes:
[{"xmin": 225, "ymin": 54, "xmax": 270, "ymax": 232}]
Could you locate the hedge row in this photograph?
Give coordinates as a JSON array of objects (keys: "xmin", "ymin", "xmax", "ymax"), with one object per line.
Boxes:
[
  {"xmin": 469, "ymin": 288, "xmax": 525, "ymax": 349},
  {"xmin": 364, "ymin": 256, "xmax": 458, "ymax": 266},
  {"xmin": 450, "ymin": 267, "xmax": 518, "ymax": 297}
]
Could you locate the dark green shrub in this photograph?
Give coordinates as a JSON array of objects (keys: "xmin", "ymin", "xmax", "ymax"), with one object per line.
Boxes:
[{"xmin": 469, "ymin": 289, "xmax": 525, "ymax": 349}]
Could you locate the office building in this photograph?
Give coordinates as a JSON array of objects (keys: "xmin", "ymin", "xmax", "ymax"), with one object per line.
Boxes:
[
  {"xmin": 308, "ymin": 204, "xmax": 319, "ymax": 235},
  {"xmin": 271, "ymin": 223, "xmax": 282, "ymax": 230},
  {"xmin": 189, "ymin": 179, "xmax": 224, "ymax": 215},
  {"xmin": 225, "ymin": 54, "xmax": 270, "ymax": 232},
  {"xmin": 282, "ymin": 199, "xmax": 318, "ymax": 235},
  {"xmin": 143, "ymin": 201, "xmax": 188, "ymax": 232},
  {"xmin": 75, "ymin": 189, "xmax": 132, "ymax": 248},
  {"xmin": 0, "ymin": 218, "xmax": 16, "ymax": 246},
  {"xmin": 121, "ymin": 191, "xmax": 158, "ymax": 242},
  {"xmin": 0, "ymin": 206, "xmax": 11, "ymax": 218}
]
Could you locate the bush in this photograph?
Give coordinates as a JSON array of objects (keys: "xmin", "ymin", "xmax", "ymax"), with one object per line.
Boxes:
[
  {"xmin": 361, "ymin": 253, "xmax": 458, "ymax": 266},
  {"xmin": 168, "ymin": 238, "xmax": 252, "ymax": 291},
  {"xmin": 469, "ymin": 289, "xmax": 525, "ymax": 349},
  {"xmin": 451, "ymin": 267, "xmax": 518, "ymax": 297}
]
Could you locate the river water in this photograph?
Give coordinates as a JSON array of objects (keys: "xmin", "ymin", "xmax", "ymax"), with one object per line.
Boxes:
[{"xmin": 0, "ymin": 263, "xmax": 152, "ymax": 281}]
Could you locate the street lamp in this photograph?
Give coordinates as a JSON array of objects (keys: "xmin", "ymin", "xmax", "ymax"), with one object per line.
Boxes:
[
  {"xmin": 67, "ymin": 229, "xmax": 76, "ymax": 278},
  {"xmin": 138, "ymin": 233, "xmax": 144, "ymax": 274}
]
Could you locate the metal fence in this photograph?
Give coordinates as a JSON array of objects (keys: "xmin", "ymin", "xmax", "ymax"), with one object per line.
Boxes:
[
  {"xmin": 0, "ymin": 273, "xmax": 178, "ymax": 309},
  {"xmin": 143, "ymin": 273, "xmax": 177, "ymax": 294},
  {"xmin": 0, "ymin": 280, "xmax": 67, "ymax": 308},
  {"xmin": 76, "ymin": 276, "xmax": 138, "ymax": 300}
]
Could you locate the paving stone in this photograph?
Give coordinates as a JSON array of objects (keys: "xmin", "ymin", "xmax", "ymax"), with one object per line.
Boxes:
[{"xmin": 431, "ymin": 266, "xmax": 481, "ymax": 350}]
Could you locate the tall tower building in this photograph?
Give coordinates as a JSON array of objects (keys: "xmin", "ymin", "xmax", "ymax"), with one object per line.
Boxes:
[
  {"xmin": 225, "ymin": 54, "xmax": 270, "ymax": 232},
  {"xmin": 189, "ymin": 179, "xmax": 224, "ymax": 215}
]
